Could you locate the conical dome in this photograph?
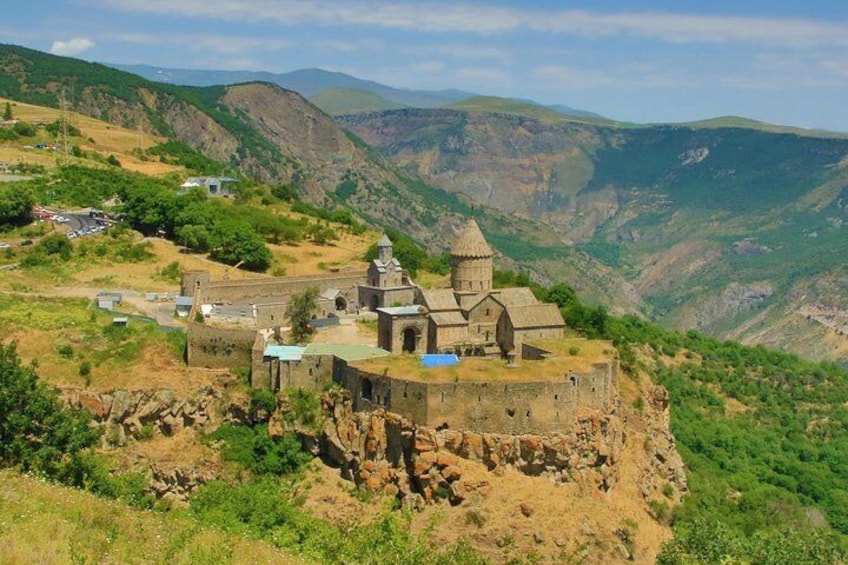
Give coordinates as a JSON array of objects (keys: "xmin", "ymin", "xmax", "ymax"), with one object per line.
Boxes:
[{"xmin": 451, "ymin": 219, "xmax": 492, "ymax": 258}]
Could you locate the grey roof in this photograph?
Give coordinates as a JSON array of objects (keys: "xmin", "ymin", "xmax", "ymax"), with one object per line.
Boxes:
[
  {"xmin": 175, "ymin": 296, "xmax": 194, "ymax": 307},
  {"xmin": 420, "ymin": 289, "xmax": 460, "ymax": 311},
  {"xmin": 492, "ymin": 287, "xmax": 538, "ymax": 308},
  {"xmin": 462, "ymin": 291, "xmax": 498, "ymax": 312},
  {"xmin": 371, "ymin": 257, "xmax": 401, "ymax": 273},
  {"xmin": 378, "ymin": 234, "xmax": 393, "ymax": 247},
  {"xmin": 451, "ymin": 219, "xmax": 493, "ymax": 258},
  {"xmin": 319, "ymin": 288, "xmax": 341, "ymax": 300},
  {"xmin": 429, "ymin": 311, "xmax": 468, "ymax": 326},
  {"xmin": 504, "ymin": 303, "xmax": 565, "ymax": 329},
  {"xmin": 377, "ymin": 305, "xmax": 426, "ymax": 316}
]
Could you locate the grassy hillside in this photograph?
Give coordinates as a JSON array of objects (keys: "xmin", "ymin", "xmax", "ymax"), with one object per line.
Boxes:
[
  {"xmin": 308, "ymin": 87, "xmax": 406, "ymax": 115},
  {"xmin": 0, "ymin": 470, "xmax": 303, "ymax": 564}
]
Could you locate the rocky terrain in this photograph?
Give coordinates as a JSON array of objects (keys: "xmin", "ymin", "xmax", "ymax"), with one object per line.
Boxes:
[{"xmin": 56, "ymin": 374, "xmax": 686, "ymax": 563}]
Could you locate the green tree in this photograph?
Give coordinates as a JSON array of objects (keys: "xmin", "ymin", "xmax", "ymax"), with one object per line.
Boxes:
[
  {"xmin": 12, "ymin": 121, "xmax": 36, "ymax": 137},
  {"xmin": 546, "ymin": 283, "xmax": 577, "ymax": 308},
  {"xmin": 271, "ymin": 183, "xmax": 298, "ymax": 202},
  {"xmin": 0, "ymin": 186, "xmax": 33, "ymax": 229},
  {"xmin": 285, "ymin": 287, "xmax": 318, "ymax": 343},
  {"xmin": 210, "ymin": 224, "xmax": 272, "ymax": 272},
  {"xmin": 3, "ymin": 101, "xmax": 12, "ymax": 121},
  {"xmin": 0, "ymin": 342, "xmax": 99, "ymax": 478},
  {"xmin": 176, "ymin": 224, "xmax": 214, "ymax": 252},
  {"xmin": 35, "ymin": 233, "xmax": 73, "ymax": 261}
]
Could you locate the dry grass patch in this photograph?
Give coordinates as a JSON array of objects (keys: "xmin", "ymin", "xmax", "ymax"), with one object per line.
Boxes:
[
  {"xmin": 0, "ymin": 97, "xmax": 182, "ymax": 176},
  {"xmin": 351, "ymin": 337, "xmax": 615, "ymax": 383},
  {"xmin": 0, "ymin": 470, "xmax": 303, "ymax": 565}
]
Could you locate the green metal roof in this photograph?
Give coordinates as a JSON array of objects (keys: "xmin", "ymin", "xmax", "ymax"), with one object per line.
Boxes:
[{"xmin": 304, "ymin": 343, "xmax": 390, "ymax": 362}]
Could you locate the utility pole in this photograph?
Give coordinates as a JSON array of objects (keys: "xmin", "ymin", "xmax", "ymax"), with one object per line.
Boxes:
[{"xmin": 57, "ymin": 87, "xmax": 70, "ymax": 165}]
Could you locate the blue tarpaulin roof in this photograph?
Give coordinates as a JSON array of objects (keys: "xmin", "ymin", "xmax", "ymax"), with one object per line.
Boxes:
[{"xmin": 421, "ymin": 354, "xmax": 460, "ymax": 368}]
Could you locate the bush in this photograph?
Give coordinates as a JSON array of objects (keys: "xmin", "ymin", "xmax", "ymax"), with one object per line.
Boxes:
[
  {"xmin": 209, "ymin": 424, "xmax": 310, "ymax": 476},
  {"xmin": 154, "ymin": 260, "xmax": 181, "ymax": 282},
  {"xmin": 0, "ymin": 342, "xmax": 100, "ymax": 478},
  {"xmin": 12, "ymin": 121, "xmax": 36, "ymax": 137}
]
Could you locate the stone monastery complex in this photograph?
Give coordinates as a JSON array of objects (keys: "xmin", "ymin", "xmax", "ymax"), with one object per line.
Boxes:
[{"xmin": 182, "ymin": 219, "xmax": 618, "ymax": 434}]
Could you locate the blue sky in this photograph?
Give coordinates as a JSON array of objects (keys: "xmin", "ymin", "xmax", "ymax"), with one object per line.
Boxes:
[{"xmin": 4, "ymin": 1, "xmax": 848, "ymax": 131}]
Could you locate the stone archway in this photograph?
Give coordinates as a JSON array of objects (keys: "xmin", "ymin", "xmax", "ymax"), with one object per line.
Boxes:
[
  {"xmin": 402, "ymin": 327, "xmax": 418, "ymax": 353},
  {"xmin": 335, "ymin": 296, "xmax": 348, "ymax": 311}
]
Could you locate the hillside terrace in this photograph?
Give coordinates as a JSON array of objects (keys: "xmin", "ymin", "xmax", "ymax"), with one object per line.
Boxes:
[{"xmin": 348, "ymin": 338, "xmax": 615, "ymax": 383}]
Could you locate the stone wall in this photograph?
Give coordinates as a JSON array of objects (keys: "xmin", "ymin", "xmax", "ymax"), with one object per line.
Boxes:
[
  {"xmin": 451, "ymin": 256, "xmax": 493, "ymax": 292},
  {"xmin": 429, "ymin": 323, "xmax": 469, "ymax": 352},
  {"xmin": 186, "ymin": 321, "xmax": 256, "ymax": 368},
  {"xmin": 196, "ymin": 271, "xmax": 367, "ymax": 304},
  {"xmin": 358, "ymin": 286, "xmax": 417, "ymax": 310},
  {"xmin": 344, "ymin": 360, "xmax": 616, "ymax": 435},
  {"xmin": 252, "ymin": 354, "xmax": 335, "ymax": 391}
]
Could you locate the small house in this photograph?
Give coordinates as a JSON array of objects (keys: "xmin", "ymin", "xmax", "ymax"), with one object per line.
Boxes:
[{"xmin": 180, "ymin": 176, "xmax": 238, "ymax": 197}]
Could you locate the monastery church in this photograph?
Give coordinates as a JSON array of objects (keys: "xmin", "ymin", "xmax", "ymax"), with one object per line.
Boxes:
[{"xmin": 375, "ymin": 219, "xmax": 566, "ymax": 357}]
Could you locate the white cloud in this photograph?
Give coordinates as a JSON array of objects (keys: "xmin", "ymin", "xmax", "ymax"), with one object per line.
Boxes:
[
  {"xmin": 50, "ymin": 37, "xmax": 95, "ymax": 56},
  {"xmin": 105, "ymin": 31, "xmax": 292, "ymax": 54},
  {"xmin": 91, "ymin": 1, "xmax": 848, "ymax": 48}
]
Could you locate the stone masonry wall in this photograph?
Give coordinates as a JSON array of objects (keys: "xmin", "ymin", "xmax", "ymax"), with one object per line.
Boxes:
[
  {"xmin": 344, "ymin": 360, "xmax": 616, "ymax": 435},
  {"xmin": 197, "ymin": 272, "xmax": 367, "ymax": 304},
  {"xmin": 186, "ymin": 321, "xmax": 256, "ymax": 369}
]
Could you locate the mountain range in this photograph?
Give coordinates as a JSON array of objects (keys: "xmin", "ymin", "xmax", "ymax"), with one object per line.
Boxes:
[
  {"xmin": 108, "ymin": 62, "xmax": 603, "ymax": 119},
  {"xmin": 3, "ymin": 43, "xmax": 848, "ymax": 363}
]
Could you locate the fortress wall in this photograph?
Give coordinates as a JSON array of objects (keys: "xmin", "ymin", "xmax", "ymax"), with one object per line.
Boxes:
[
  {"xmin": 252, "ymin": 352, "xmax": 334, "ymax": 391},
  {"xmin": 186, "ymin": 322, "xmax": 256, "ymax": 369},
  {"xmin": 182, "ymin": 270, "xmax": 210, "ymax": 297},
  {"xmin": 251, "ymin": 333, "xmax": 270, "ymax": 389},
  {"xmin": 341, "ymin": 367, "xmax": 429, "ymax": 424},
  {"xmin": 255, "ymin": 303, "xmax": 289, "ymax": 328},
  {"xmin": 425, "ymin": 380, "xmax": 583, "ymax": 434},
  {"xmin": 199, "ymin": 272, "xmax": 367, "ymax": 303},
  {"xmin": 342, "ymin": 361, "xmax": 617, "ymax": 435}
]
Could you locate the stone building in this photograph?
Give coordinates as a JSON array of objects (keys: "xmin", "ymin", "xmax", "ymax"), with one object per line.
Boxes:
[
  {"xmin": 377, "ymin": 218, "xmax": 566, "ymax": 356},
  {"xmin": 357, "ymin": 234, "xmax": 418, "ymax": 311}
]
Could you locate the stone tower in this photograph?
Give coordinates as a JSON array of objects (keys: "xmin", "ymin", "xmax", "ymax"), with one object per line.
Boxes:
[{"xmin": 451, "ymin": 219, "xmax": 493, "ymax": 293}]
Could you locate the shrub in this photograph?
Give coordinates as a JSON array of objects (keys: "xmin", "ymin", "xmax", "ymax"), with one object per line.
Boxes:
[
  {"xmin": 209, "ymin": 424, "xmax": 310, "ymax": 476},
  {"xmin": 0, "ymin": 342, "xmax": 100, "ymax": 478}
]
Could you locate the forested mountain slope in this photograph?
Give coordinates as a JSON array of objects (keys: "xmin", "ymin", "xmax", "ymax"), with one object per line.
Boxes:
[
  {"xmin": 339, "ymin": 109, "xmax": 848, "ymax": 362},
  {"xmin": 0, "ymin": 44, "xmax": 638, "ymax": 310}
]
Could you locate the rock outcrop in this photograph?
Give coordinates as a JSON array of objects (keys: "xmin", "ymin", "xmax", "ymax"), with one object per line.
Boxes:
[
  {"xmin": 297, "ymin": 391, "xmax": 626, "ymax": 506},
  {"xmin": 638, "ymin": 385, "xmax": 688, "ymax": 501},
  {"xmin": 62, "ymin": 386, "xmax": 241, "ymax": 448}
]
